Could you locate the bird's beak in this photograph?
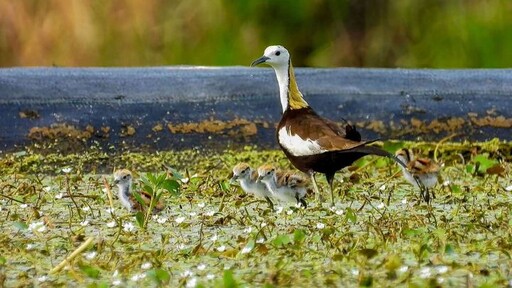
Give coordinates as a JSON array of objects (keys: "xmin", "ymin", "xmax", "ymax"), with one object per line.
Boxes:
[
  {"xmin": 114, "ymin": 179, "xmax": 120, "ymax": 184},
  {"xmin": 251, "ymin": 56, "xmax": 270, "ymax": 67},
  {"xmin": 257, "ymin": 175, "xmax": 263, "ymax": 182},
  {"xmin": 229, "ymin": 175, "xmax": 238, "ymax": 184}
]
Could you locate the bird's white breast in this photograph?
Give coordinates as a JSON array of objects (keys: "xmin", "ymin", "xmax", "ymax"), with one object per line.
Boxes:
[{"xmin": 278, "ymin": 127, "xmax": 327, "ymax": 156}]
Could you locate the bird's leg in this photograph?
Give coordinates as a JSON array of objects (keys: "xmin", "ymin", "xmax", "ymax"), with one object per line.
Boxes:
[
  {"xmin": 309, "ymin": 171, "xmax": 321, "ymax": 201},
  {"xmin": 264, "ymin": 196, "xmax": 274, "ymax": 211},
  {"xmin": 326, "ymin": 172, "xmax": 335, "ymax": 207},
  {"xmin": 295, "ymin": 193, "xmax": 308, "ymax": 209}
]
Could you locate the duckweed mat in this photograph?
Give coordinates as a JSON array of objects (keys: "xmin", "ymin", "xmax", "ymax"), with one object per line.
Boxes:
[{"xmin": 0, "ymin": 140, "xmax": 511, "ymax": 287}]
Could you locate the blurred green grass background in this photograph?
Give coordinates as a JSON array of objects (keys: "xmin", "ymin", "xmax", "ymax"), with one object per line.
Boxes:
[{"xmin": 1, "ymin": 0, "xmax": 511, "ymax": 68}]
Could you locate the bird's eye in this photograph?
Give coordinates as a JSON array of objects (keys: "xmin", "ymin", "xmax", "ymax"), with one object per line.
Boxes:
[
  {"xmin": 123, "ymin": 175, "xmax": 127, "ymax": 179},
  {"xmin": 275, "ymin": 51, "xmax": 281, "ymax": 56}
]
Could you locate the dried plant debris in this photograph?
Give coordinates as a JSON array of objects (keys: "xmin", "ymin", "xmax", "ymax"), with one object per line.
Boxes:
[{"xmin": 0, "ymin": 140, "xmax": 511, "ymax": 286}]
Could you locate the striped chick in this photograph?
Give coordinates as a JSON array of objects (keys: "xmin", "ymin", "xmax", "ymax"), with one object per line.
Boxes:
[{"xmin": 257, "ymin": 164, "xmax": 308, "ymax": 208}]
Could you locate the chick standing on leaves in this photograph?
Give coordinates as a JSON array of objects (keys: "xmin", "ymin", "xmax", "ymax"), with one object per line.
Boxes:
[
  {"xmin": 230, "ymin": 163, "xmax": 274, "ymax": 209},
  {"xmin": 257, "ymin": 164, "xmax": 308, "ymax": 208},
  {"xmin": 395, "ymin": 148, "xmax": 440, "ymax": 202},
  {"xmin": 113, "ymin": 169, "xmax": 164, "ymax": 213}
]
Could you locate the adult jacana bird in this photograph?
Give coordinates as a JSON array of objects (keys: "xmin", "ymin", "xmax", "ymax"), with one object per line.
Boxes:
[{"xmin": 251, "ymin": 45, "xmax": 417, "ymax": 205}]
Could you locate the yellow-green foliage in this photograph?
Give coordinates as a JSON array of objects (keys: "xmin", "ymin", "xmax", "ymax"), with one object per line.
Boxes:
[{"xmin": 1, "ymin": 0, "xmax": 512, "ymax": 67}]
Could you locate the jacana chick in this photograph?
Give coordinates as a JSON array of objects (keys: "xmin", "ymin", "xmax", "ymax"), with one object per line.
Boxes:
[
  {"xmin": 257, "ymin": 164, "xmax": 308, "ymax": 208},
  {"xmin": 252, "ymin": 45, "xmax": 412, "ymax": 205},
  {"xmin": 230, "ymin": 163, "xmax": 274, "ymax": 209},
  {"xmin": 395, "ymin": 148, "xmax": 440, "ymax": 202},
  {"xmin": 113, "ymin": 169, "xmax": 164, "ymax": 213}
]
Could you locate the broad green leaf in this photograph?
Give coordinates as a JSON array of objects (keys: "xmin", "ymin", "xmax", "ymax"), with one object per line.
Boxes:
[
  {"xmin": 293, "ymin": 229, "xmax": 306, "ymax": 244},
  {"xmin": 78, "ymin": 262, "xmax": 100, "ymax": 279},
  {"xmin": 135, "ymin": 212, "xmax": 145, "ymax": 228},
  {"xmin": 147, "ymin": 268, "xmax": 170, "ymax": 285},
  {"xmin": 223, "ymin": 270, "xmax": 238, "ymax": 288},
  {"xmin": 13, "ymin": 221, "xmax": 28, "ymax": 230},
  {"xmin": 162, "ymin": 179, "xmax": 180, "ymax": 195}
]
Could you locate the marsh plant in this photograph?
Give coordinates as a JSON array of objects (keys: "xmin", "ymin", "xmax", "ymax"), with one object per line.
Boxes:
[{"xmin": 135, "ymin": 170, "xmax": 181, "ymax": 229}]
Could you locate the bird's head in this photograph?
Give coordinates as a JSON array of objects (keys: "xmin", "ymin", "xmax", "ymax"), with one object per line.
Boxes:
[
  {"xmin": 231, "ymin": 163, "xmax": 251, "ymax": 183},
  {"xmin": 113, "ymin": 169, "xmax": 133, "ymax": 187},
  {"xmin": 257, "ymin": 164, "xmax": 276, "ymax": 182},
  {"xmin": 251, "ymin": 45, "xmax": 290, "ymax": 68}
]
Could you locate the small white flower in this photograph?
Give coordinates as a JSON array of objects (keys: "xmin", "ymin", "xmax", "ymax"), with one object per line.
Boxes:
[
  {"xmin": 256, "ymin": 238, "xmax": 265, "ymax": 244},
  {"xmin": 275, "ymin": 206, "xmax": 284, "ymax": 214},
  {"xmin": 398, "ymin": 266, "xmax": 408, "ymax": 273},
  {"xmin": 224, "ymin": 265, "xmax": 231, "ymax": 270},
  {"xmin": 102, "ymin": 188, "xmax": 108, "ymax": 193},
  {"xmin": 80, "ymin": 220, "xmax": 90, "ymax": 227},
  {"xmin": 106, "ymin": 207, "xmax": 115, "ymax": 214},
  {"xmin": 123, "ymin": 222, "xmax": 135, "ymax": 232},
  {"xmin": 141, "ymin": 262, "xmax": 152, "ymax": 270},
  {"xmin": 206, "ymin": 274, "xmax": 215, "ymax": 280},
  {"xmin": 335, "ymin": 209, "xmax": 344, "ymax": 215},
  {"xmin": 112, "ymin": 270, "xmax": 119, "ymax": 277},
  {"xmin": 198, "ymin": 203, "xmax": 206, "ymax": 208},
  {"xmin": 419, "ymin": 267, "xmax": 432, "ymax": 278},
  {"xmin": 62, "ymin": 167, "xmax": 72, "ymax": 173},
  {"xmin": 112, "ymin": 279, "xmax": 122, "ymax": 286},
  {"xmin": 181, "ymin": 270, "xmax": 193, "ymax": 277},
  {"xmin": 157, "ymin": 217, "xmax": 168, "ymax": 224},
  {"xmin": 377, "ymin": 202, "xmax": 385, "ymax": 209},
  {"xmin": 186, "ymin": 277, "xmax": 197, "ymax": 288},
  {"xmin": 216, "ymin": 245, "xmax": 226, "ymax": 252},
  {"xmin": 243, "ymin": 227, "xmax": 252, "ymax": 234},
  {"xmin": 435, "ymin": 265, "xmax": 448, "ymax": 274},
  {"xmin": 505, "ymin": 185, "xmax": 512, "ymax": 192},
  {"xmin": 316, "ymin": 223, "xmax": 325, "ymax": 229},
  {"xmin": 106, "ymin": 221, "xmax": 116, "ymax": 228},
  {"xmin": 210, "ymin": 234, "xmax": 218, "ymax": 242},
  {"xmin": 130, "ymin": 273, "xmax": 146, "ymax": 281},
  {"xmin": 286, "ymin": 209, "xmax": 294, "ymax": 215},
  {"xmin": 260, "ymin": 222, "xmax": 267, "ymax": 228},
  {"xmin": 181, "ymin": 178, "xmax": 190, "ymax": 184},
  {"xmin": 189, "ymin": 212, "xmax": 197, "ymax": 217},
  {"xmin": 55, "ymin": 193, "xmax": 64, "ymax": 199},
  {"xmin": 82, "ymin": 206, "xmax": 91, "ymax": 212},
  {"xmin": 28, "ymin": 221, "xmax": 45, "ymax": 232},
  {"xmin": 351, "ymin": 269, "xmax": 359, "ymax": 276},
  {"xmin": 85, "ymin": 251, "xmax": 97, "ymax": 260},
  {"xmin": 43, "ymin": 186, "xmax": 52, "ymax": 192},
  {"xmin": 175, "ymin": 216, "xmax": 186, "ymax": 224},
  {"xmin": 26, "ymin": 243, "xmax": 35, "ymax": 250},
  {"xmin": 401, "ymin": 198, "xmax": 408, "ymax": 204},
  {"xmin": 197, "ymin": 264, "xmax": 206, "ymax": 270},
  {"xmin": 178, "ymin": 244, "xmax": 187, "ymax": 250},
  {"xmin": 438, "ymin": 277, "xmax": 445, "ymax": 284},
  {"xmin": 20, "ymin": 203, "xmax": 28, "ymax": 209},
  {"xmin": 205, "ymin": 210, "xmax": 215, "ymax": 217},
  {"xmin": 443, "ymin": 180, "xmax": 451, "ymax": 187},
  {"xmin": 37, "ymin": 275, "xmax": 48, "ymax": 282},
  {"xmin": 379, "ymin": 184, "xmax": 386, "ymax": 191},
  {"xmin": 241, "ymin": 246, "xmax": 252, "ymax": 254}
]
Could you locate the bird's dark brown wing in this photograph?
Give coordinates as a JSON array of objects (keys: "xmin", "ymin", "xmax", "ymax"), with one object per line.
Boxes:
[{"xmin": 283, "ymin": 108, "xmax": 369, "ymax": 152}]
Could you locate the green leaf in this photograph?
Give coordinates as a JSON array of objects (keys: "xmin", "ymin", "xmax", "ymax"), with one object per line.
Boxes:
[
  {"xmin": 345, "ymin": 208, "xmax": 357, "ymax": 223},
  {"xmin": 444, "ymin": 243, "xmax": 455, "ymax": 255},
  {"xmin": 223, "ymin": 270, "xmax": 238, "ymax": 288},
  {"xmin": 147, "ymin": 268, "xmax": 170, "ymax": 285},
  {"xmin": 382, "ymin": 141, "xmax": 405, "ymax": 153},
  {"xmin": 0, "ymin": 256, "xmax": 6, "ymax": 266},
  {"xmin": 473, "ymin": 154, "xmax": 498, "ymax": 174},
  {"xmin": 219, "ymin": 180, "xmax": 230, "ymax": 192},
  {"xmin": 13, "ymin": 221, "xmax": 28, "ymax": 230},
  {"xmin": 78, "ymin": 262, "xmax": 100, "ymax": 279},
  {"xmin": 272, "ymin": 234, "xmax": 291, "ymax": 247},
  {"xmin": 293, "ymin": 229, "xmax": 306, "ymax": 244},
  {"xmin": 162, "ymin": 179, "xmax": 180, "ymax": 195},
  {"xmin": 165, "ymin": 166, "xmax": 184, "ymax": 180},
  {"xmin": 132, "ymin": 191, "xmax": 146, "ymax": 207},
  {"xmin": 135, "ymin": 212, "xmax": 145, "ymax": 228}
]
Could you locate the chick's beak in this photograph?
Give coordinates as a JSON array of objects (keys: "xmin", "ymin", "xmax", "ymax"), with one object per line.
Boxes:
[
  {"xmin": 113, "ymin": 179, "xmax": 120, "ymax": 185},
  {"xmin": 229, "ymin": 174, "xmax": 238, "ymax": 184},
  {"xmin": 251, "ymin": 56, "xmax": 270, "ymax": 67}
]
